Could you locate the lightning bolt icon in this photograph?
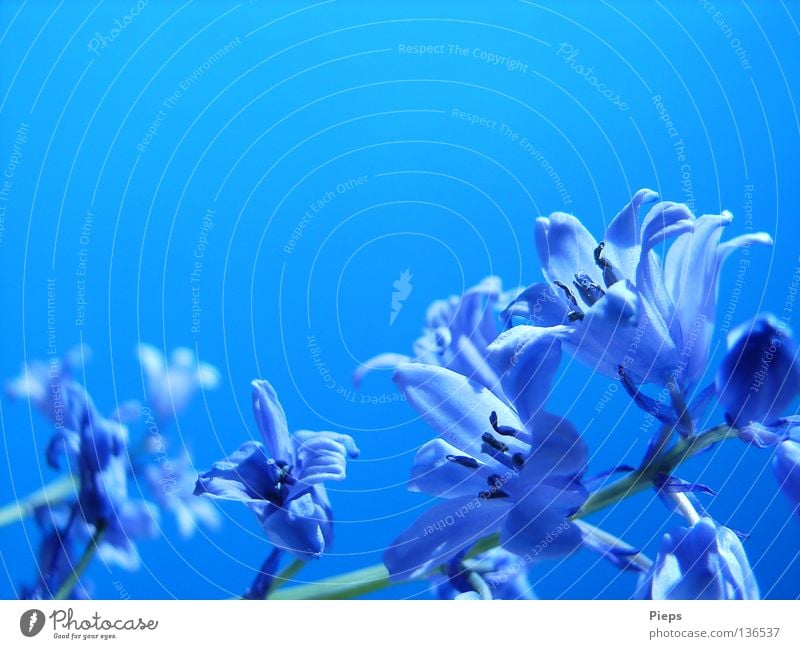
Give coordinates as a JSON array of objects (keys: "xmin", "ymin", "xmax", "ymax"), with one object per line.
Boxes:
[{"xmin": 28, "ymin": 611, "xmax": 38, "ymax": 632}]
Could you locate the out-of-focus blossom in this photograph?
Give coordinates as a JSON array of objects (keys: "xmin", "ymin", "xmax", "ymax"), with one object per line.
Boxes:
[
  {"xmin": 716, "ymin": 315, "xmax": 800, "ymax": 427},
  {"xmin": 21, "ymin": 507, "xmax": 90, "ymax": 600},
  {"xmin": 47, "ymin": 383, "xmax": 157, "ymax": 570},
  {"xmin": 195, "ymin": 380, "xmax": 359, "ymax": 559},
  {"xmin": 636, "ymin": 517, "xmax": 759, "ymax": 600},
  {"xmin": 137, "ymin": 344, "xmax": 220, "ymax": 421},
  {"xmin": 6, "ymin": 345, "xmax": 91, "ymax": 426},
  {"xmin": 144, "ymin": 451, "xmax": 221, "ymax": 538},
  {"xmin": 354, "ymin": 277, "xmax": 519, "ymax": 392}
]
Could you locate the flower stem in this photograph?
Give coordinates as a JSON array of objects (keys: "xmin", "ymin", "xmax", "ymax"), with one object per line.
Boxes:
[
  {"xmin": 0, "ymin": 475, "xmax": 76, "ymax": 528},
  {"xmin": 54, "ymin": 524, "xmax": 105, "ymax": 600},
  {"xmin": 269, "ymin": 559, "xmax": 306, "ymax": 595},
  {"xmin": 268, "ymin": 564, "xmax": 397, "ymax": 600},
  {"xmin": 262, "ymin": 424, "xmax": 738, "ymax": 600},
  {"xmin": 575, "ymin": 424, "xmax": 734, "ymax": 519}
]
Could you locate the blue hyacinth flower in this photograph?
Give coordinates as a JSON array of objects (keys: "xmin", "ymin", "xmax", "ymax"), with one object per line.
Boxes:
[
  {"xmin": 502, "ymin": 190, "xmax": 771, "ymax": 393},
  {"xmin": 194, "ymin": 380, "xmax": 359, "ymax": 558},
  {"xmin": 137, "ymin": 343, "xmax": 220, "ymax": 422},
  {"xmin": 383, "ymin": 363, "xmax": 587, "ymax": 581},
  {"xmin": 430, "ymin": 548, "xmax": 536, "ymax": 600},
  {"xmin": 354, "ymin": 276, "xmax": 520, "ymax": 391},
  {"xmin": 6, "ymin": 345, "xmax": 91, "ymax": 426},
  {"xmin": 47, "ymin": 384, "xmax": 158, "ymax": 570},
  {"xmin": 636, "ymin": 517, "xmax": 759, "ymax": 600},
  {"xmin": 144, "ymin": 451, "xmax": 221, "ymax": 538},
  {"xmin": 716, "ymin": 314, "xmax": 800, "ymax": 427},
  {"xmin": 21, "ymin": 506, "xmax": 91, "ymax": 600}
]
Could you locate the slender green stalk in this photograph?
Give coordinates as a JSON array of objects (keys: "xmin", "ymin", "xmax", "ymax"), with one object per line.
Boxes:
[
  {"xmin": 268, "ymin": 564, "xmax": 396, "ymax": 600},
  {"xmin": 268, "ymin": 559, "xmax": 306, "ymax": 596},
  {"xmin": 577, "ymin": 521, "xmax": 652, "ymax": 571},
  {"xmin": 268, "ymin": 424, "xmax": 736, "ymax": 600},
  {"xmin": 54, "ymin": 525, "xmax": 105, "ymax": 600},
  {"xmin": 0, "ymin": 475, "xmax": 75, "ymax": 528},
  {"xmin": 575, "ymin": 424, "xmax": 734, "ymax": 519}
]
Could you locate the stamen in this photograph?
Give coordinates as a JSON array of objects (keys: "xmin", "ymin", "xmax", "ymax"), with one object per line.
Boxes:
[
  {"xmin": 573, "ymin": 272, "xmax": 605, "ymax": 306},
  {"xmin": 479, "ymin": 489, "xmax": 510, "ymax": 500},
  {"xmin": 511, "ymin": 453, "xmax": 526, "ymax": 468},
  {"xmin": 553, "ymin": 280, "xmax": 585, "ymax": 322},
  {"xmin": 554, "ymin": 280, "xmax": 578, "ymax": 306},
  {"xmin": 487, "ymin": 474, "xmax": 505, "ymax": 488},
  {"xmin": 446, "ymin": 454, "xmax": 480, "ymax": 469},
  {"xmin": 594, "ymin": 242, "xmax": 621, "ymax": 287},
  {"xmin": 489, "ymin": 411, "xmax": 518, "ymax": 437},
  {"xmin": 481, "ymin": 432, "xmax": 509, "ymax": 453}
]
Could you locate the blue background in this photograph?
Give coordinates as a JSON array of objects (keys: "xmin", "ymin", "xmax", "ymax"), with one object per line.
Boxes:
[{"xmin": 1, "ymin": 0, "xmax": 799, "ymax": 599}]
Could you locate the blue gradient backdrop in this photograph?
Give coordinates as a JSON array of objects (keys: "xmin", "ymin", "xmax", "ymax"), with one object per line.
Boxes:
[{"xmin": 1, "ymin": 0, "xmax": 798, "ymax": 599}]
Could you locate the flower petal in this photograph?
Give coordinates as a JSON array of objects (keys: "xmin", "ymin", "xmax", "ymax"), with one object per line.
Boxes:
[
  {"xmin": 261, "ymin": 490, "xmax": 329, "ymax": 558},
  {"xmin": 409, "ymin": 438, "xmax": 495, "ymax": 498},
  {"xmin": 251, "ymin": 379, "xmax": 294, "ymax": 462},
  {"xmin": 486, "ymin": 325, "xmax": 565, "ymax": 426},
  {"xmin": 602, "ymin": 188, "xmax": 660, "ymax": 279},
  {"xmin": 393, "ymin": 363, "xmax": 526, "ymax": 465},
  {"xmin": 353, "ymin": 353, "xmax": 412, "ymax": 388},
  {"xmin": 193, "ymin": 441, "xmax": 283, "ymax": 504},
  {"xmin": 500, "ymin": 282, "xmax": 571, "ymax": 327},
  {"xmin": 535, "ymin": 213, "xmax": 602, "ymax": 287},
  {"xmin": 293, "ymin": 430, "xmax": 359, "ymax": 485},
  {"xmin": 383, "ymin": 496, "xmax": 511, "ymax": 580}
]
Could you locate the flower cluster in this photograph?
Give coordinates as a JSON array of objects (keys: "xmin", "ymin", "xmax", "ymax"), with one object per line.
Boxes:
[
  {"xmin": 4, "ymin": 190, "xmax": 800, "ymax": 601},
  {"xmin": 366, "ymin": 189, "xmax": 797, "ymax": 600}
]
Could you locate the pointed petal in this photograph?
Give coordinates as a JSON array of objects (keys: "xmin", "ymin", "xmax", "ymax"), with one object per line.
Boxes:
[
  {"xmin": 501, "ymin": 282, "xmax": 571, "ymax": 327},
  {"xmin": 353, "ymin": 353, "xmax": 411, "ymax": 388},
  {"xmin": 251, "ymin": 379, "xmax": 294, "ymax": 462},
  {"xmin": 535, "ymin": 213, "xmax": 602, "ymax": 286},
  {"xmin": 486, "ymin": 325, "xmax": 565, "ymax": 426},
  {"xmin": 602, "ymin": 188, "xmax": 660, "ymax": 279},
  {"xmin": 383, "ymin": 496, "xmax": 511, "ymax": 580},
  {"xmin": 501, "ymin": 504, "xmax": 584, "ymax": 559},
  {"xmin": 261, "ymin": 491, "xmax": 329, "ymax": 558},
  {"xmin": 194, "ymin": 441, "xmax": 283, "ymax": 504},
  {"xmin": 393, "ymin": 363, "xmax": 526, "ymax": 465},
  {"xmin": 409, "ymin": 438, "xmax": 495, "ymax": 498}
]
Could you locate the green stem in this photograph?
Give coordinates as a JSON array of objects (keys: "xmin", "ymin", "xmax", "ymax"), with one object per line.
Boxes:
[
  {"xmin": 0, "ymin": 475, "xmax": 76, "ymax": 528},
  {"xmin": 54, "ymin": 524, "xmax": 105, "ymax": 600},
  {"xmin": 575, "ymin": 424, "xmax": 734, "ymax": 519},
  {"xmin": 268, "ymin": 424, "xmax": 737, "ymax": 600},
  {"xmin": 268, "ymin": 559, "xmax": 306, "ymax": 596},
  {"xmin": 268, "ymin": 564, "xmax": 397, "ymax": 600}
]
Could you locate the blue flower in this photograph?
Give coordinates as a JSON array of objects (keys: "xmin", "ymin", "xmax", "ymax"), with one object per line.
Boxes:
[
  {"xmin": 22, "ymin": 506, "xmax": 91, "ymax": 600},
  {"xmin": 137, "ymin": 344, "xmax": 220, "ymax": 421},
  {"xmin": 144, "ymin": 451, "xmax": 221, "ymax": 538},
  {"xmin": 430, "ymin": 548, "xmax": 535, "ymax": 600},
  {"xmin": 773, "ymin": 439, "xmax": 800, "ymax": 517},
  {"xmin": 636, "ymin": 517, "xmax": 759, "ymax": 600},
  {"xmin": 47, "ymin": 384, "xmax": 158, "ymax": 570},
  {"xmin": 716, "ymin": 315, "xmax": 800, "ymax": 426},
  {"xmin": 383, "ymin": 363, "xmax": 587, "ymax": 581},
  {"xmin": 354, "ymin": 276, "xmax": 519, "ymax": 391},
  {"xmin": 194, "ymin": 380, "xmax": 359, "ymax": 558},
  {"xmin": 502, "ymin": 190, "xmax": 771, "ymax": 392},
  {"xmin": 6, "ymin": 345, "xmax": 90, "ymax": 426}
]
